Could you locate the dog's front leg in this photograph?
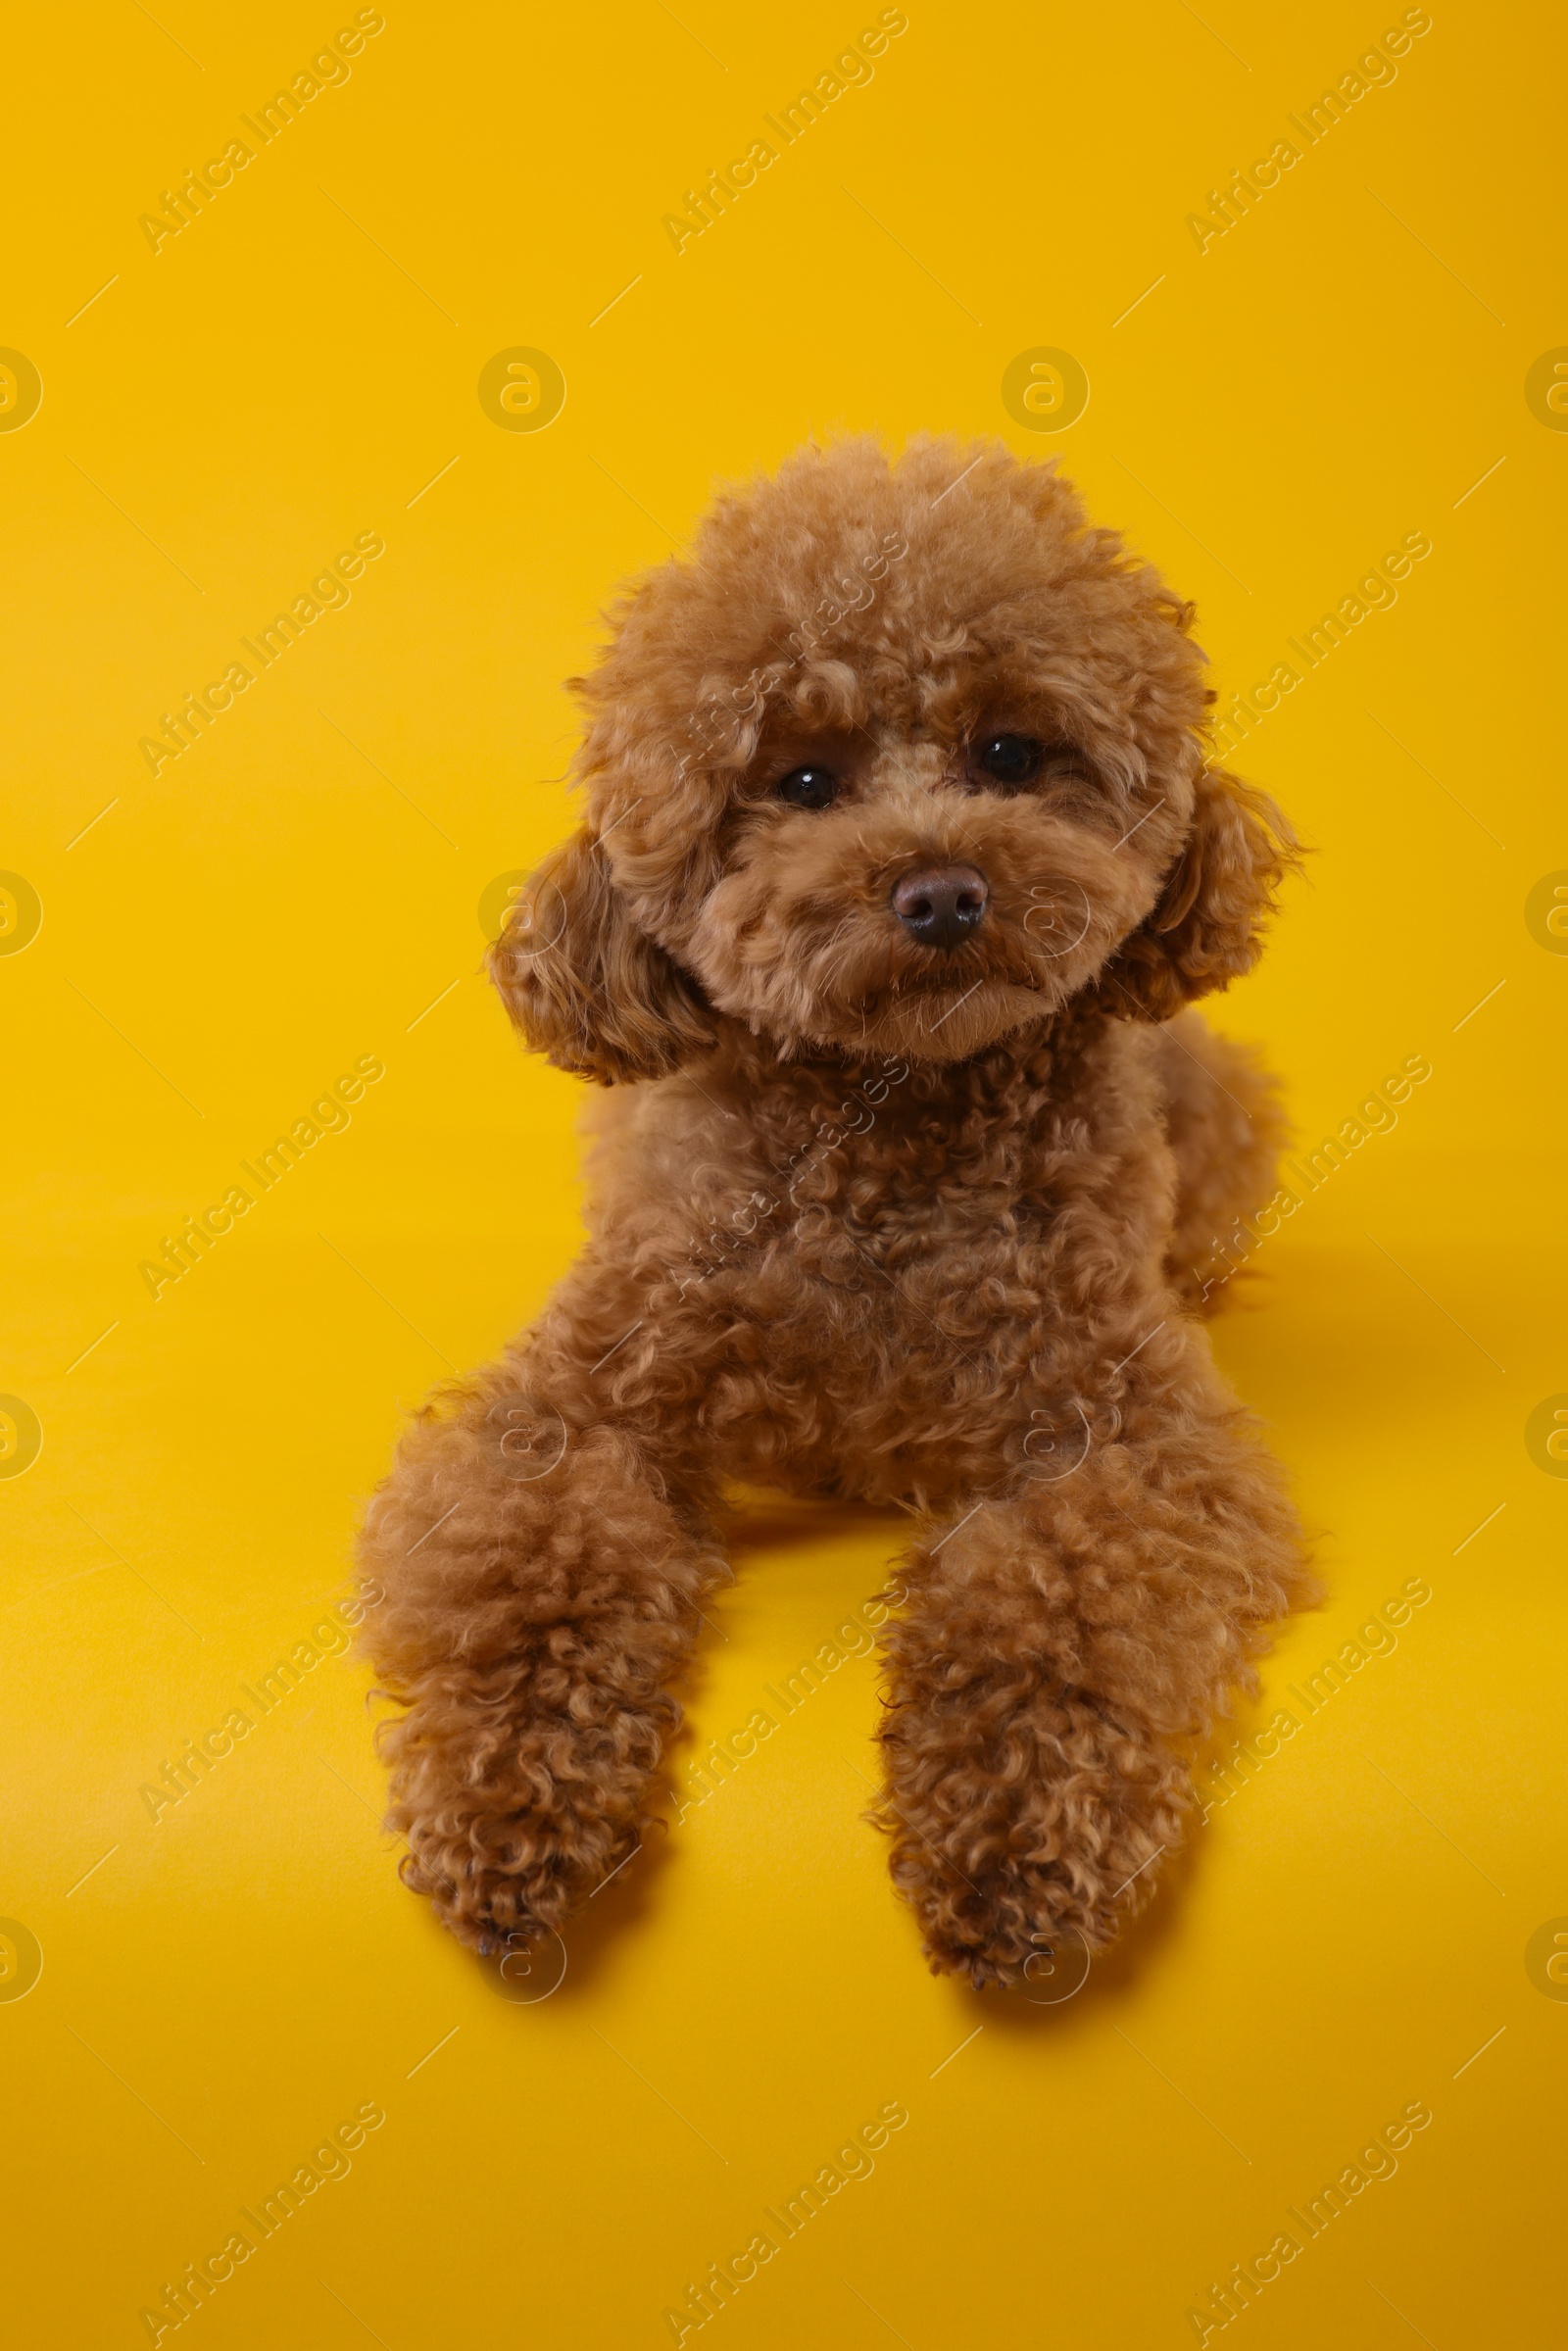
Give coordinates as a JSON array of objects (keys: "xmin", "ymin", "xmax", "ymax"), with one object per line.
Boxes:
[
  {"xmin": 357, "ymin": 1344, "xmax": 722, "ymax": 1954},
  {"xmin": 874, "ymin": 1336, "xmax": 1312, "ymax": 1985}
]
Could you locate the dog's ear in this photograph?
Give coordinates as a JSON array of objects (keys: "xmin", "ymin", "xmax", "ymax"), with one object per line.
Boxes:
[
  {"xmin": 488, "ymin": 827, "xmax": 715, "ymax": 1084},
  {"xmin": 1096, "ymin": 766, "xmax": 1295, "ymax": 1023}
]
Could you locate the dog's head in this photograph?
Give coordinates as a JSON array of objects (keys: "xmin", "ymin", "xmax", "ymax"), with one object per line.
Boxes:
[{"xmin": 493, "ymin": 437, "xmax": 1292, "ymax": 1080}]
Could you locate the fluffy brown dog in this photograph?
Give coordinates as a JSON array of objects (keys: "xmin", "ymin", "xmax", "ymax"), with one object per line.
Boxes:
[{"xmin": 359, "ymin": 435, "xmax": 1314, "ymax": 1986}]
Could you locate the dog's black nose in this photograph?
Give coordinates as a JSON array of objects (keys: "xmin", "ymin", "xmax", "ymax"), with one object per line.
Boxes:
[{"xmin": 891, "ymin": 863, "xmax": 990, "ymax": 951}]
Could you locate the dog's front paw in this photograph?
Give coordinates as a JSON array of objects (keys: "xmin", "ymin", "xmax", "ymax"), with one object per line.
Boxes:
[
  {"xmin": 380, "ymin": 1667, "xmax": 666, "ymax": 1953},
  {"xmin": 397, "ymin": 1814, "xmax": 618, "ymax": 1956},
  {"xmin": 876, "ymin": 1689, "xmax": 1189, "ymax": 1987}
]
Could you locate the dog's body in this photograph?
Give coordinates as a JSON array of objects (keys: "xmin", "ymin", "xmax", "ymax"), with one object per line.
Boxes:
[
  {"xmin": 562, "ymin": 1010, "xmax": 1275, "ymax": 1504},
  {"xmin": 360, "ymin": 437, "xmax": 1314, "ymax": 1984}
]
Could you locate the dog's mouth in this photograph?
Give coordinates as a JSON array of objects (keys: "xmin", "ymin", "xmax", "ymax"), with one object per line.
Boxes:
[
  {"xmin": 805, "ymin": 914, "xmax": 1091, "ymax": 1059},
  {"xmin": 687, "ymin": 836, "xmax": 1143, "ymax": 1062},
  {"xmin": 893, "ymin": 974, "xmax": 1029, "ymax": 1044},
  {"xmin": 840, "ymin": 965, "xmax": 1054, "ymax": 1053}
]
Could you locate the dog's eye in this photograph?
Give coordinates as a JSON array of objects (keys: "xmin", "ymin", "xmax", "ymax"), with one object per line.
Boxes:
[
  {"xmin": 973, "ymin": 734, "xmax": 1043, "ymax": 789},
  {"xmin": 775, "ymin": 765, "xmax": 839, "ymax": 810}
]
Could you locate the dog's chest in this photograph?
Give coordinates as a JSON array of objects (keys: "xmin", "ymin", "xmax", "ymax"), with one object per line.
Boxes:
[
  {"xmin": 702, "ymin": 1116, "xmax": 1096, "ymax": 1497},
  {"xmin": 623, "ymin": 1044, "xmax": 1156, "ymax": 1402},
  {"xmin": 745, "ymin": 1100, "xmax": 1080, "ymax": 1358},
  {"xmin": 788, "ymin": 1140, "xmax": 1041, "ymax": 1267},
  {"xmin": 602, "ymin": 1059, "xmax": 1155, "ymax": 1496}
]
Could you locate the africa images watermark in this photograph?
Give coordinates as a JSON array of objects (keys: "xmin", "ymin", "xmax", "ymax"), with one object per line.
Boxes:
[
  {"xmin": 1205, "ymin": 530, "xmax": 1433, "ymax": 770},
  {"xmin": 138, "ymin": 2099, "xmax": 386, "ymax": 2343},
  {"xmin": 662, "ymin": 10, "xmax": 909, "ymax": 254},
  {"xmin": 1190, "ymin": 1051, "xmax": 1433, "ymax": 1304},
  {"xmin": 662, "ymin": 2100, "xmax": 910, "ymax": 2341},
  {"xmin": 673, "ymin": 1582, "xmax": 908, "ymax": 1823},
  {"xmin": 137, "ymin": 1585, "xmax": 384, "ymax": 1824},
  {"xmin": 138, "ymin": 532, "xmax": 386, "ymax": 776},
  {"xmin": 1186, "ymin": 2098, "xmax": 1433, "ymax": 2340},
  {"xmin": 138, "ymin": 11, "xmax": 387, "ymax": 254},
  {"xmin": 138, "ymin": 1053, "xmax": 385, "ymax": 1301},
  {"xmin": 1186, "ymin": 9, "xmax": 1433, "ymax": 254},
  {"xmin": 473, "ymin": 1047, "xmax": 920, "ymax": 1494},
  {"xmin": 671, "ymin": 1050, "xmax": 913, "ymax": 1306},
  {"xmin": 677, "ymin": 525, "xmax": 911, "ymax": 775},
  {"xmin": 1200, "ymin": 1575, "xmax": 1433, "ymax": 1819}
]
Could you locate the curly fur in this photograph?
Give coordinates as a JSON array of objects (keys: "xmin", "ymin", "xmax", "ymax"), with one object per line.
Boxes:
[{"xmin": 359, "ymin": 436, "xmax": 1316, "ymax": 1985}]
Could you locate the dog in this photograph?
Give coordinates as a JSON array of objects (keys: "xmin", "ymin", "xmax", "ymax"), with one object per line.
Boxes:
[{"xmin": 358, "ymin": 435, "xmax": 1314, "ymax": 1986}]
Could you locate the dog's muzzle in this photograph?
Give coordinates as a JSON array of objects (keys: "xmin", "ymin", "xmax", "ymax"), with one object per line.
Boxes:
[{"xmin": 890, "ymin": 863, "xmax": 989, "ymax": 952}]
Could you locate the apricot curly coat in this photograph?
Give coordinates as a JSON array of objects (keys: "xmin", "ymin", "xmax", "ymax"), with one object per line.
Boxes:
[{"xmin": 358, "ymin": 436, "xmax": 1314, "ymax": 1986}]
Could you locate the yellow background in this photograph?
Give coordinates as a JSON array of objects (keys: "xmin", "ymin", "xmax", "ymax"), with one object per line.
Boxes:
[{"xmin": 5, "ymin": 1, "xmax": 1565, "ymax": 2342}]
